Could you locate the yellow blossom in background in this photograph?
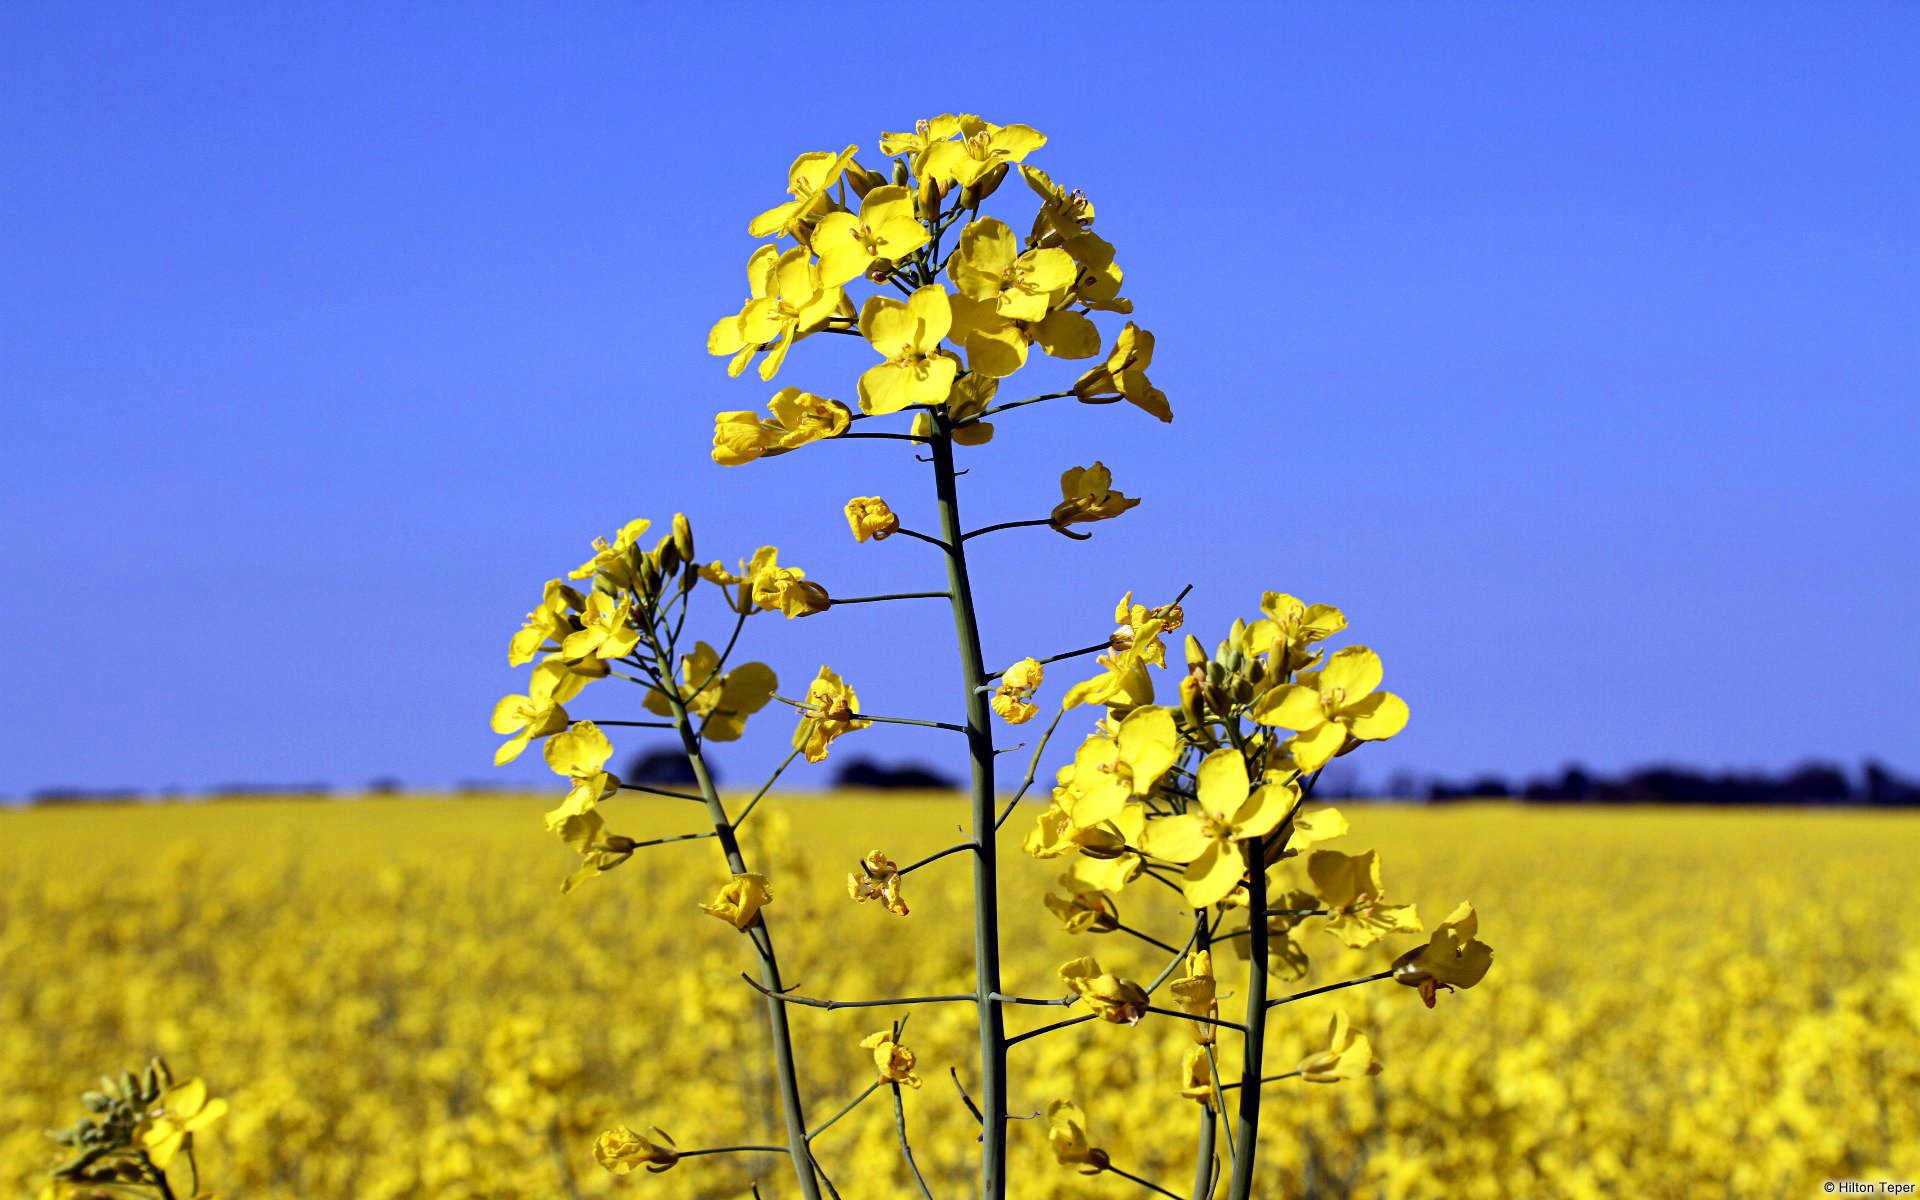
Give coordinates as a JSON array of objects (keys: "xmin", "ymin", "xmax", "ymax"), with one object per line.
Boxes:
[
  {"xmin": 748, "ymin": 145, "xmax": 857, "ymax": 239},
  {"xmin": 1252, "ymin": 645, "xmax": 1411, "ymax": 770},
  {"xmin": 1058, "ymin": 957, "xmax": 1149, "ymax": 1025},
  {"xmin": 1072, "ymin": 322, "xmax": 1171, "ymax": 423},
  {"xmin": 791, "ymin": 667, "xmax": 871, "ymax": 762},
  {"xmin": 1142, "ymin": 750, "xmax": 1296, "ymax": 907},
  {"xmin": 857, "ymin": 286, "xmax": 956, "ymax": 414},
  {"xmin": 843, "ymin": 496, "xmax": 899, "ymax": 543},
  {"xmin": 1307, "ymin": 849, "xmax": 1424, "ymax": 948},
  {"xmin": 1298, "ymin": 1010, "xmax": 1383, "ymax": 1084},
  {"xmin": 553, "ymin": 809, "xmax": 636, "ymax": 893},
  {"xmin": 812, "ymin": 185, "xmax": 929, "ymax": 287},
  {"xmin": 1393, "ymin": 901, "xmax": 1494, "ymax": 1007},
  {"xmin": 139, "ymin": 1077, "xmax": 227, "ymax": 1168},
  {"xmin": 593, "ymin": 1124, "xmax": 679, "ymax": 1175},
  {"xmin": 990, "ymin": 656, "xmax": 1044, "ymax": 724},
  {"xmin": 1044, "ymin": 1100, "xmax": 1109, "ymax": 1174},
  {"xmin": 846, "ymin": 851, "xmax": 907, "ymax": 916},
  {"xmin": 699, "ymin": 873, "xmax": 772, "ymax": 930},
  {"xmin": 708, "ymin": 245, "xmax": 845, "ymax": 380},
  {"xmin": 1050, "ymin": 462, "xmax": 1141, "ymax": 529},
  {"xmin": 711, "ymin": 388, "xmax": 852, "ymax": 466},
  {"xmin": 859, "ymin": 1030, "xmax": 922, "ymax": 1088}
]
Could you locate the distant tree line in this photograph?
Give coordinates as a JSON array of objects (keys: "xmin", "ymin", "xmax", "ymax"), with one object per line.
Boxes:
[{"xmin": 1335, "ymin": 760, "xmax": 1920, "ymax": 806}]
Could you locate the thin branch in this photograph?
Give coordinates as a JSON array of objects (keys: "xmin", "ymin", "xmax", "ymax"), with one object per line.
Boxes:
[
  {"xmin": 1144, "ymin": 1005, "xmax": 1246, "ymax": 1033},
  {"xmin": 950, "ymin": 1067, "xmax": 984, "ymax": 1126},
  {"xmin": 676, "ymin": 1145, "xmax": 790, "ymax": 1159},
  {"xmin": 616, "ymin": 782, "xmax": 706, "ymax": 803},
  {"xmin": 897, "ymin": 840, "xmax": 975, "ymax": 877},
  {"xmin": 986, "ymin": 642, "xmax": 1111, "ymax": 683},
  {"xmin": 805, "ymin": 1081, "xmax": 882, "ymax": 1142},
  {"xmin": 994, "ymin": 708, "xmax": 1066, "ymax": 831},
  {"xmin": 978, "ymin": 390, "xmax": 1074, "ymax": 419},
  {"xmin": 769, "ymin": 694, "xmax": 967, "ymax": 734},
  {"xmin": 1114, "ymin": 921, "xmax": 1183, "ymax": 955},
  {"xmin": 891, "ymin": 1085, "xmax": 936, "ymax": 1200},
  {"xmin": 1106, "ymin": 1162, "xmax": 1186, "ymax": 1200},
  {"xmin": 838, "ymin": 431, "xmax": 928, "ymax": 442},
  {"xmin": 739, "ymin": 975, "xmax": 975, "ymax": 1010},
  {"xmin": 733, "ymin": 747, "xmax": 802, "ymax": 830},
  {"xmin": 623, "ymin": 830, "xmax": 718, "ymax": 852},
  {"xmin": 962, "ymin": 518, "xmax": 1064, "ymax": 542},
  {"xmin": 1219, "ymin": 1070, "xmax": 1302, "ymax": 1092},
  {"xmin": 829, "ymin": 591, "xmax": 952, "ymax": 605},
  {"xmin": 1265, "ymin": 970, "xmax": 1394, "ymax": 1009},
  {"xmin": 582, "ymin": 719, "xmax": 677, "ymax": 728},
  {"xmin": 1005, "ymin": 1014, "xmax": 1094, "ymax": 1047},
  {"xmin": 988, "ymin": 992, "xmax": 1076, "ymax": 1007}
]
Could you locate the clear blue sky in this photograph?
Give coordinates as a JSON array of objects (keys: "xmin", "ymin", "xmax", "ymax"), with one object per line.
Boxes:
[{"xmin": 3, "ymin": 4, "xmax": 1915, "ymax": 797}]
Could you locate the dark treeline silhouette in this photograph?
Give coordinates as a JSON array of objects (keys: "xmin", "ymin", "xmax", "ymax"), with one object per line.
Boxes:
[
  {"xmin": 832, "ymin": 757, "xmax": 960, "ymax": 792},
  {"xmin": 1361, "ymin": 760, "xmax": 1920, "ymax": 807}
]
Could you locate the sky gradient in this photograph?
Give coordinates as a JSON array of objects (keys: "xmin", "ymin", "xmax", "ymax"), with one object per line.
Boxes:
[{"xmin": 3, "ymin": 3, "xmax": 1915, "ymax": 797}]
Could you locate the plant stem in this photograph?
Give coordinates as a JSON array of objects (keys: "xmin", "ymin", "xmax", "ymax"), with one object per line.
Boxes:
[
  {"xmin": 661, "ymin": 684, "xmax": 821, "ymax": 1200},
  {"xmin": 929, "ymin": 422, "xmax": 1008, "ymax": 1199},
  {"xmin": 1225, "ymin": 835, "xmax": 1269, "ymax": 1200},
  {"xmin": 1191, "ymin": 914, "xmax": 1219, "ymax": 1200},
  {"xmin": 892, "ymin": 1084, "xmax": 936, "ymax": 1200},
  {"xmin": 806, "ymin": 1081, "xmax": 881, "ymax": 1142}
]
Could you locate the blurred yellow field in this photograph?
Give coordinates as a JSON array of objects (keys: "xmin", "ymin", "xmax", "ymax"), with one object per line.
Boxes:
[{"xmin": 5, "ymin": 796, "xmax": 1917, "ymax": 1199}]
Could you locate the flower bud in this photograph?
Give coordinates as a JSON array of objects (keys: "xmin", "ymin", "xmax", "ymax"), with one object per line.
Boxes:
[
  {"xmin": 672, "ymin": 513, "xmax": 694, "ymax": 563},
  {"xmin": 962, "ymin": 161, "xmax": 1008, "ymax": 207}
]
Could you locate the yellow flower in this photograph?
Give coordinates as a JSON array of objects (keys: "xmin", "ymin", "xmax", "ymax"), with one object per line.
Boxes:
[
  {"xmin": 709, "ymin": 245, "xmax": 846, "ymax": 380},
  {"xmin": 699, "ymin": 872, "xmax": 772, "ymax": 929},
  {"xmin": 812, "ymin": 185, "xmax": 929, "ymax": 286},
  {"xmin": 593, "ymin": 1124, "xmax": 679, "ymax": 1175},
  {"xmin": 950, "ymin": 217, "xmax": 1077, "ymax": 322},
  {"xmin": 844, "ymin": 496, "xmax": 900, "ymax": 543},
  {"xmin": 1245, "ymin": 591, "xmax": 1347, "ymax": 675},
  {"xmin": 1060, "ymin": 650, "xmax": 1155, "ymax": 711},
  {"xmin": 1110, "ymin": 590, "xmax": 1182, "ymax": 668},
  {"xmin": 1297, "ymin": 1010, "xmax": 1383, "ymax": 1083},
  {"xmin": 1251, "ymin": 646, "xmax": 1410, "ymax": 770},
  {"xmin": 744, "ymin": 547, "xmax": 830, "ymax": 617},
  {"xmin": 509, "ymin": 579, "xmax": 583, "ymax": 665},
  {"xmin": 1054, "ymin": 707, "xmax": 1181, "ymax": 827},
  {"xmin": 1050, "ymin": 462, "xmax": 1141, "ymax": 529},
  {"xmin": 947, "ymin": 372, "xmax": 998, "ymax": 444},
  {"xmin": 542, "ymin": 721, "xmax": 623, "ymax": 847},
  {"xmin": 847, "ymin": 850, "xmax": 908, "ymax": 916},
  {"xmin": 700, "ymin": 546, "xmax": 782, "ymax": 615},
  {"xmin": 1142, "ymin": 750, "xmax": 1297, "ymax": 907},
  {"xmin": 641, "ymin": 642, "xmax": 777, "ymax": 742},
  {"xmin": 568, "ymin": 518, "xmax": 652, "ymax": 587},
  {"xmin": 879, "ymin": 114, "xmax": 964, "ymax": 158},
  {"xmin": 1307, "ymin": 849, "xmax": 1424, "ymax": 948},
  {"xmin": 140, "ymin": 1077, "xmax": 227, "ymax": 1168},
  {"xmin": 1045, "ymin": 1099, "xmax": 1109, "ymax": 1173},
  {"xmin": 711, "ymin": 388, "xmax": 852, "ymax": 465},
  {"xmin": 748, "ymin": 145, "xmax": 857, "ymax": 239},
  {"xmin": 1072, "ymin": 322, "xmax": 1170, "ymax": 423},
  {"xmin": 559, "ymin": 591, "xmax": 640, "ymax": 661},
  {"xmin": 990, "ymin": 656, "xmax": 1044, "ymax": 724},
  {"xmin": 554, "ymin": 809, "xmax": 636, "ymax": 893},
  {"xmin": 859, "ymin": 1029, "xmax": 922, "ymax": 1088},
  {"xmin": 857, "ymin": 286, "xmax": 957, "ymax": 414},
  {"xmin": 791, "ymin": 667, "xmax": 871, "ymax": 762},
  {"xmin": 1058, "ymin": 956, "xmax": 1149, "ymax": 1025},
  {"xmin": 490, "ymin": 660, "xmax": 581, "ymax": 765},
  {"xmin": 947, "ymin": 289, "xmax": 1097, "ymax": 378},
  {"xmin": 1168, "ymin": 950, "xmax": 1220, "ymax": 1045},
  {"xmin": 1043, "ymin": 876, "xmax": 1119, "ymax": 934},
  {"xmin": 919, "ymin": 115, "xmax": 1047, "ymax": 187},
  {"xmin": 1392, "ymin": 901, "xmax": 1494, "ymax": 1007},
  {"xmin": 1180, "ymin": 1045, "xmax": 1215, "ymax": 1104}
]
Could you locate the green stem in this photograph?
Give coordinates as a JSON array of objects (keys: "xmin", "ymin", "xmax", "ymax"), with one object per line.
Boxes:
[
  {"xmin": 1225, "ymin": 834, "xmax": 1269, "ymax": 1200},
  {"xmin": 830, "ymin": 591, "xmax": 952, "ymax": 605},
  {"xmin": 1107, "ymin": 1162, "xmax": 1186, "ymax": 1200},
  {"xmin": 1191, "ymin": 914, "xmax": 1219, "ymax": 1200},
  {"xmin": 891, "ymin": 1084, "xmax": 936, "ymax": 1200},
  {"xmin": 661, "ymin": 683, "xmax": 821, "ymax": 1200},
  {"xmin": 807, "ymin": 1081, "xmax": 882, "ymax": 1142},
  {"xmin": 929, "ymin": 422, "xmax": 1008, "ymax": 1199}
]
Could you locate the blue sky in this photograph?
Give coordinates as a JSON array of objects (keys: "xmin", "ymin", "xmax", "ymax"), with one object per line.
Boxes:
[{"xmin": 3, "ymin": 3, "xmax": 1915, "ymax": 796}]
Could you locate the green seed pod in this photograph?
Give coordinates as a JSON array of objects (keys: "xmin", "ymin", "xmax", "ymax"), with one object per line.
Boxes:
[
  {"xmin": 891, "ymin": 158, "xmax": 910, "ymax": 188},
  {"xmin": 672, "ymin": 512, "xmax": 694, "ymax": 563}
]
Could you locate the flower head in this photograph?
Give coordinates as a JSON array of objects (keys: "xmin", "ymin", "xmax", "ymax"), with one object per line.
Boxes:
[
  {"xmin": 1168, "ymin": 950, "xmax": 1220, "ymax": 1045},
  {"xmin": 1180, "ymin": 1045, "xmax": 1215, "ymax": 1104},
  {"xmin": 1058, "ymin": 957, "xmax": 1149, "ymax": 1025},
  {"xmin": 712, "ymin": 389, "xmax": 852, "ymax": 465},
  {"xmin": 791, "ymin": 667, "xmax": 871, "ymax": 762},
  {"xmin": 1051, "ymin": 462, "xmax": 1141, "ymax": 530},
  {"xmin": 1392, "ymin": 901, "xmax": 1494, "ymax": 1007},
  {"xmin": 593, "ymin": 1124, "xmax": 679, "ymax": 1175},
  {"xmin": 1045, "ymin": 1099, "xmax": 1109, "ymax": 1173},
  {"xmin": 1141, "ymin": 750, "xmax": 1297, "ymax": 907},
  {"xmin": 709, "ymin": 246, "xmax": 846, "ymax": 380},
  {"xmin": 1073, "ymin": 322, "xmax": 1170, "ymax": 423},
  {"xmin": 1251, "ymin": 646, "xmax": 1409, "ymax": 771},
  {"xmin": 859, "ymin": 1029, "xmax": 922, "ymax": 1088},
  {"xmin": 699, "ymin": 873, "xmax": 772, "ymax": 929},
  {"xmin": 845, "ymin": 496, "xmax": 900, "ymax": 543},
  {"xmin": 139, "ymin": 1077, "xmax": 227, "ymax": 1168},
  {"xmin": 857, "ymin": 286, "xmax": 957, "ymax": 414},
  {"xmin": 813, "ymin": 185, "xmax": 929, "ymax": 286},
  {"xmin": 749, "ymin": 145, "xmax": 858, "ymax": 239},
  {"xmin": 990, "ymin": 656, "xmax": 1045, "ymax": 724},
  {"xmin": 1298, "ymin": 1010, "xmax": 1383, "ymax": 1083},
  {"xmin": 847, "ymin": 851, "xmax": 908, "ymax": 916},
  {"xmin": 1307, "ymin": 849, "xmax": 1424, "ymax": 948}
]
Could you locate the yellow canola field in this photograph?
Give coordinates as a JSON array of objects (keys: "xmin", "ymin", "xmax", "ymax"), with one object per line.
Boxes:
[{"xmin": 3, "ymin": 796, "xmax": 1917, "ymax": 1199}]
